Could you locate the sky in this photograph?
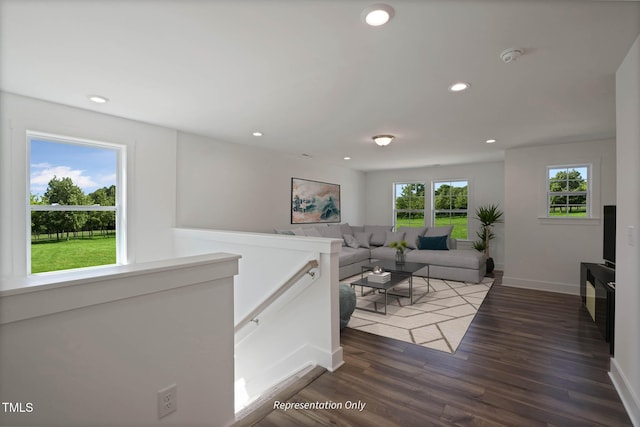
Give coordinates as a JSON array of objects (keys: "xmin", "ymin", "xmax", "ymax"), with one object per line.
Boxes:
[{"xmin": 30, "ymin": 139, "xmax": 117, "ymax": 197}]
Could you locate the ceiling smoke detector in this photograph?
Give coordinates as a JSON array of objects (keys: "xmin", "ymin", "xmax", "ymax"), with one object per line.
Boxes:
[{"xmin": 500, "ymin": 48, "xmax": 523, "ymax": 63}]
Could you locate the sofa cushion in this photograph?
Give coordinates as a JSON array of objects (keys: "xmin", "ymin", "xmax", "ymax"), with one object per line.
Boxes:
[
  {"xmin": 340, "ymin": 223, "xmax": 353, "ymax": 236},
  {"xmin": 350, "ymin": 225, "xmax": 365, "ymax": 233},
  {"xmin": 364, "ymin": 225, "xmax": 393, "ymax": 246},
  {"xmin": 343, "ymin": 234, "xmax": 359, "ymax": 248},
  {"xmin": 339, "ymin": 247, "xmax": 371, "ymax": 266},
  {"xmin": 425, "ymin": 225, "xmax": 453, "ymax": 237},
  {"xmin": 274, "ymin": 228, "xmax": 294, "ymax": 235},
  {"xmin": 384, "ymin": 231, "xmax": 406, "ymax": 247},
  {"xmin": 304, "ymin": 227, "xmax": 323, "ymax": 237},
  {"xmin": 291, "ymin": 227, "xmax": 306, "ymax": 236},
  {"xmin": 417, "ymin": 235, "xmax": 448, "ymax": 250},
  {"xmin": 405, "ymin": 249, "xmax": 485, "ymax": 270},
  {"xmin": 354, "ymin": 231, "xmax": 372, "ymax": 248},
  {"xmin": 397, "ymin": 226, "xmax": 428, "ymax": 249},
  {"xmin": 320, "ymin": 224, "xmax": 345, "ymax": 244},
  {"xmin": 370, "ymin": 246, "xmax": 399, "ymax": 261}
]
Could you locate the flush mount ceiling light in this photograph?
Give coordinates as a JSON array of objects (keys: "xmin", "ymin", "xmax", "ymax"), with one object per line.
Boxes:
[
  {"xmin": 344, "ymin": 156, "xmax": 351, "ymax": 160},
  {"xmin": 362, "ymin": 4, "xmax": 395, "ymax": 26},
  {"xmin": 486, "ymin": 139, "xmax": 496, "ymax": 144},
  {"xmin": 252, "ymin": 132, "xmax": 263, "ymax": 136},
  {"xmin": 448, "ymin": 82, "xmax": 470, "ymax": 92},
  {"xmin": 88, "ymin": 95, "xmax": 109, "ymax": 104},
  {"xmin": 373, "ymin": 134, "xmax": 394, "ymax": 146}
]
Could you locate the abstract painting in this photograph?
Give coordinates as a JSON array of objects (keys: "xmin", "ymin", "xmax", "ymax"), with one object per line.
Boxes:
[{"xmin": 291, "ymin": 178, "xmax": 341, "ymax": 224}]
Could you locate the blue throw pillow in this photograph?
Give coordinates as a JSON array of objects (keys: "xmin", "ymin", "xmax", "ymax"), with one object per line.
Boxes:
[{"xmin": 417, "ymin": 235, "xmax": 449, "ymax": 250}]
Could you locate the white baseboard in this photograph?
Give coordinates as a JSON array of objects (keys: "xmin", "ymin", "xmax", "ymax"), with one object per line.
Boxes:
[
  {"xmin": 242, "ymin": 343, "xmax": 338, "ymax": 403},
  {"xmin": 501, "ymin": 276, "xmax": 579, "ymax": 295},
  {"xmin": 610, "ymin": 358, "xmax": 640, "ymax": 427}
]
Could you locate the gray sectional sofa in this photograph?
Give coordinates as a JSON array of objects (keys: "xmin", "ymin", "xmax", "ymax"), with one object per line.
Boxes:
[{"xmin": 276, "ymin": 223, "xmax": 487, "ymax": 283}]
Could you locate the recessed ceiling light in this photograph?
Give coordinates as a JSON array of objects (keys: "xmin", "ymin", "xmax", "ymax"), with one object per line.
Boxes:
[
  {"xmin": 252, "ymin": 132, "xmax": 263, "ymax": 137},
  {"xmin": 88, "ymin": 95, "xmax": 109, "ymax": 104},
  {"xmin": 448, "ymin": 82, "xmax": 470, "ymax": 92},
  {"xmin": 362, "ymin": 4, "xmax": 395, "ymax": 26},
  {"xmin": 486, "ymin": 139, "xmax": 496, "ymax": 144},
  {"xmin": 344, "ymin": 156, "xmax": 351, "ymax": 160}
]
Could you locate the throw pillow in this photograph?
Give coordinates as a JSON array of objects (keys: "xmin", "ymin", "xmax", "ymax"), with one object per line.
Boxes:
[
  {"xmin": 320, "ymin": 224, "xmax": 346, "ymax": 245},
  {"xmin": 340, "ymin": 223, "xmax": 353, "ymax": 236},
  {"xmin": 424, "ymin": 225, "xmax": 453, "ymax": 238},
  {"xmin": 303, "ymin": 227, "xmax": 322, "ymax": 237},
  {"xmin": 354, "ymin": 231, "xmax": 372, "ymax": 248},
  {"xmin": 291, "ymin": 227, "xmax": 306, "ymax": 236},
  {"xmin": 364, "ymin": 225, "xmax": 393, "ymax": 246},
  {"xmin": 343, "ymin": 234, "xmax": 360, "ymax": 248},
  {"xmin": 397, "ymin": 226, "xmax": 428, "ymax": 249},
  {"xmin": 417, "ymin": 235, "xmax": 449, "ymax": 250},
  {"xmin": 384, "ymin": 231, "xmax": 406, "ymax": 247}
]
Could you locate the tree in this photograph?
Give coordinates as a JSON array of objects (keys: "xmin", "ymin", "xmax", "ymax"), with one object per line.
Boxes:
[
  {"xmin": 549, "ymin": 169, "xmax": 586, "ymax": 213},
  {"xmin": 88, "ymin": 186, "xmax": 116, "ymax": 236},
  {"xmin": 395, "ymin": 184, "xmax": 425, "ymax": 221},
  {"xmin": 30, "ymin": 193, "xmax": 46, "ymax": 239},
  {"xmin": 43, "ymin": 176, "xmax": 88, "ymax": 240}
]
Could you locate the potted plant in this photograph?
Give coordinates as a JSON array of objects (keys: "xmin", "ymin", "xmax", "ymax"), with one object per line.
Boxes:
[
  {"xmin": 472, "ymin": 204, "xmax": 504, "ymax": 273},
  {"xmin": 390, "ymin": 240, "xmax": 408, "ymax": 264}
]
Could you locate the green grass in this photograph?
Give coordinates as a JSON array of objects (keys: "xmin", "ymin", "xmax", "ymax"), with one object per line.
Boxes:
[
  {"xmin": 396, "ymin": 217, "xmax": 468, "ymax": 239},
  {"xmin": 548, "ymin": 210, "xmax": 587, "ymax": 217},
  {"xmin": 31, "ymin": 235, "xmax": 116, "ymax": 274}
]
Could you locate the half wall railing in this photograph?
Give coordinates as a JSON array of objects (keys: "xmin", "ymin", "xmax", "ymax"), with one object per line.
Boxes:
[
  {"xmin": 171, "ymin": 228, "xmax": 343, "ymax": 412},
  {"xmin": 234, "ymin": 259, "xmax": 318, "ymax": 334}
]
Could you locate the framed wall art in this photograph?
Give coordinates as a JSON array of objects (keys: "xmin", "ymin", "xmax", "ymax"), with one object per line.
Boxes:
[{"xmin": 291, "ymin": 178, "xmax": 341, "ymax": 224}]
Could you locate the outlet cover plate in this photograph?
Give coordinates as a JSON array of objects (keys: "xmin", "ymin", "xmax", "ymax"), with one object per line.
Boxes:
[{"xmin": 158, "ymin": 384, "xmax": 177, "ymax": 419}]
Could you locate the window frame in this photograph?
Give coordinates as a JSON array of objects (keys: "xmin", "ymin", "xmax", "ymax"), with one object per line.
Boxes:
[
  {"xmin": 392, "ymin": 182, "xmax": 426, "ymax": 230},
  {"xmin": 546, "ymin": 163, "xmax": 591, "ymax": 219},
  {"xmin": 26, "ymin": 131, "xmax": 127, "ymax": 275},
  {"xmin": 431, "ymin": 179, "xmax": 469, "ymax": 240}
]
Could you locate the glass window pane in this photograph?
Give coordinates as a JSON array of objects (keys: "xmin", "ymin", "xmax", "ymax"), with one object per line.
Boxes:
[
  {"xmin": 450, "ymin": 213, "xmax": 468, "ymax": 240},
  {"xmin": 31, "ymin": 211, "xmax": 116, "ymax": 273},
  {"xmin": 30, "ymin": 137, "xmax": 119, "ymax": 274}
]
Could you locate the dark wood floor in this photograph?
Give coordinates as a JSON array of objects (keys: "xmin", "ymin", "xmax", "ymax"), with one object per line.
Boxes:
[{"xmin": 254, "ymin": 273, "xmax": 631, "ymax": 426}]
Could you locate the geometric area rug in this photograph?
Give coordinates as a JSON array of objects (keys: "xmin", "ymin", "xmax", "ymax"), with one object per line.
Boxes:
[{"xmin": 341, "ymin": 274, "xmax": 494, "ymax": 353}]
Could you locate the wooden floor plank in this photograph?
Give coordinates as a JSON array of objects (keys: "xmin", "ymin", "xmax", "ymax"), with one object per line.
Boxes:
[{"xmin": 253, "ymin": 273, "xmax": 632, "ymax": 426}]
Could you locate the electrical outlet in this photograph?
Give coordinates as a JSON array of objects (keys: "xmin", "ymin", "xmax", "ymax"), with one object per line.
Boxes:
[{"xmin": 157, "ymin": 384, "xmax": 177, "ymax": 419}]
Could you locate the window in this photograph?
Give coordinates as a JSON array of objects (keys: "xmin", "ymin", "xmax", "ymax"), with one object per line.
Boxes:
[
  {"xmin": 28, "ymin": 133, "xmax": 125, "ymax": 274},
  {"xmin": 547, "ymin": 165, "xmax": 589, "ymax": 218},
  {"xmin": 393, "ymin": 183, "xmax": 425, "ymax": 229},
  {"xmin": 432, "ymin": 180, "xmax": 468, "ymax": 239}
]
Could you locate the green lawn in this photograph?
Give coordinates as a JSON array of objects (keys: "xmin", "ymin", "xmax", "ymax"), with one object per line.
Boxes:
[
  {"xmin": 31, "ymin": 235, "xmax": 116, "ymax": 274},
  {"xmin": 548, "ymin": 210, "xmax": 587, "ymax": 217},
  {"xmin": 396, "ymin": 217, "xmax": 468, "ymax": 239}
]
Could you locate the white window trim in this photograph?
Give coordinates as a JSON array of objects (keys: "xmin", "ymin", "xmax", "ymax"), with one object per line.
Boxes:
[
  {"xmin": 544, "ymin": 163, "xmax": 592, "ymax": 219},
  {"xmin": 393, "ymin": 182, "xmax": 426, "ymax": 229},
  {"xmin": 431, "ymin": 178, "xmax": 470, "ymax": 240},
  {"xmin": 26, "ymin": 131, "xmax": 127, "ymax": 275}
]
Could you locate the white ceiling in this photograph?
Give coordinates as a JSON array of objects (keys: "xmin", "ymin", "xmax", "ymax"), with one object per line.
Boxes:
[{"xmin": 1, "ymin": 0, "xmax": 639, "ymax": 171}]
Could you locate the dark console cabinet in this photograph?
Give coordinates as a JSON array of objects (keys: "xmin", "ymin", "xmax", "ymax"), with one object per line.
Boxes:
[{"xmin": 580, "ymin": 262, "xmax": 615, "ymax": 355}]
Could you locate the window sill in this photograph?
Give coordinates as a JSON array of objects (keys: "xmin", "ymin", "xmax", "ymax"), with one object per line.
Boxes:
[{"xmin": 538, "ymin": 217, "xmax": 601, "ymax": 225}]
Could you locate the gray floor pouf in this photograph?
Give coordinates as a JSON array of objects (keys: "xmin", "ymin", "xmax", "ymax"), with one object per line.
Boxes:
[{"xmin": 339, "ymin": 283, "xmax": 356, "ymax": 330}]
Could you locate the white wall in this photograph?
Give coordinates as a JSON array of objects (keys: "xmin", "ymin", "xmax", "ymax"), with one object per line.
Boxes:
[
  {"xmin": 175, "ymin": 131, "xmax": 366, "ymax": 232},
  {"xmin": 0, "ymin": 92, "xmax": 177, "ymax": 279},
  {"xmin": 172, "ymin": 228, "xmax": 343, "ymax": 411},
  {"xmin": 503, "ymin": 139, "xmax": 616, "ymax": 294},
  {"xmin": 610, "ymin": 34, "xmax": 640, "ymax": 426},
  {"xmin": 363, "ymin": 162, "xmax": 505, "ymax": 268},
  {"xmin": 0, "ymin": 254, "xmax": 238, "ymax": 427}
]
